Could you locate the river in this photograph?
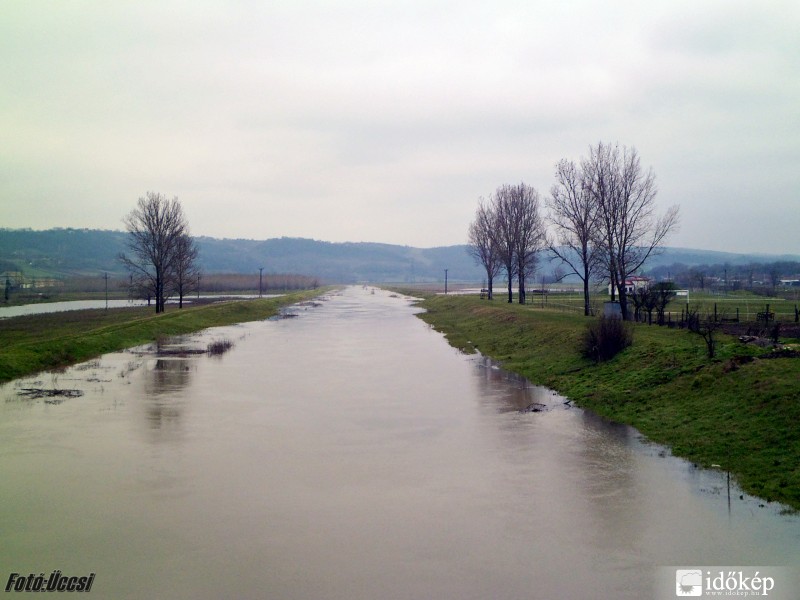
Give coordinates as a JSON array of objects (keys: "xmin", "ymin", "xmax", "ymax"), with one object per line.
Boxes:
[{"xmin": 1, "ymin": 286, "xmax": 798, "ymax": 599}]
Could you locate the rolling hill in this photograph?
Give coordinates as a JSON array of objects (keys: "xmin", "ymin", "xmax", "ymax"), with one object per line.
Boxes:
[{"xmin": 1, "ymin": 228, "xmax": 797, "ymax": 284}]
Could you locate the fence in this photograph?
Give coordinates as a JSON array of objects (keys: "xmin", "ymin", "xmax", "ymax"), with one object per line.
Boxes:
[{"xmin": 507, "ymin": 291, "xmax": 800, "ymax": 324}]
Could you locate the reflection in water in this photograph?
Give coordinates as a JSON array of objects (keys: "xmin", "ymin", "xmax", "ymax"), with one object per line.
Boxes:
[
  {"xmin": 574, "ymin": 411, "xmax": 642, "ymax": 570},
  {"xmin": 142, "ymin": 358, "xmax": 193, "ymax": 435},
  {"xmin": 146, "ymin": 358, "xmax": 193, "ymax": 396},
  {"xmin": 473, "ymin": 355, "xmax": 566, "ymax": 412},
  {"xmin": 0, "ymin": 287, "xmax": 798, "ymax": 600}
]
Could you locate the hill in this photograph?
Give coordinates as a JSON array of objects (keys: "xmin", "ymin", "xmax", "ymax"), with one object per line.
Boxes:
[
  {"xmin": 0, "ymin": 228, "xmax": 480, "ymax": 283},
  {"xmin": 1, "ymin": 228, "xmax": 798, "ymax": 284},
  {"xmin": 194, "ymin": 236, "xmax": 478, "ymax": 282}
]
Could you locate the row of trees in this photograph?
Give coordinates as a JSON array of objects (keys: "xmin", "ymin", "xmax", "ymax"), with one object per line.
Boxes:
[
  {"xmin": 648, "ymin": 261, "xmax": 800, "ymax": 295},
  {"xmin": 468, "ymin": 183, "xmax": 546, "ymax": 303},
  {"xmin": 119, "ymin": 192, "xmax": 199, "ymax": 313},
  {"xmin": 469, "ymin": 142, "xmax": 680, "ymax": 320}
]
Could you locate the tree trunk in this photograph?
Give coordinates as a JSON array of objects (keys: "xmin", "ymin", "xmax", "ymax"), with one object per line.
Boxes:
[
  {"xmin": 582, "ymin": 268, "xmax": 591, "ymax": 316},
  {"xmin": 619, "ymin": 288, "xmax": 629, "ymax": 320}
]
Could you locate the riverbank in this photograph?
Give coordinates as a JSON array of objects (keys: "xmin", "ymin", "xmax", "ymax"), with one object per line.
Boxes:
[
  {"xmin": 406, "ymin": 292, "xmax": 800, "ymax": 510},
  {"xmin": 0, "ymin": 288, "xmax": 333, "ymax": 383}
]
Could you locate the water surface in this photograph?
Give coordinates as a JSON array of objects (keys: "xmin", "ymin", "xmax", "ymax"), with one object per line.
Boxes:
[
  {"xmin": 0, "ymin": 295, "xmax": 282, "ymax": 318},
  {"xmin": 1, "ymin": 286, "xmax": 798, "ymax": 599}
]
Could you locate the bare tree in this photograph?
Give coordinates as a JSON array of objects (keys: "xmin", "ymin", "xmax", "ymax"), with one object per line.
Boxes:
[
  {"xmin": 767, "ymin": 264, "xmax": 782, "ymax": 295},
  {"xmin": 689, "ymin": 267, "xmax": 708, "ymax": 290},
  {"xmin": 653, "ymin": 281, "xmax": 678, "ymax": 325},
  {"xmin": 583, "ymin": 142, "xmax": 679, "ymax": 320},
  {"xmin": 744, "ymin": 263, "xmax": 756, "ymax": 289},
  {"xmin": 485, "ymin": 183, "xmax": 546, "ymax": 304},
  {"xmin": 119, "ymin": 192, "xmax": 191, "ymax": 313},
  {"xmin": 547, "ymin": 158, "xmax": 602, "ymax": 316},
  {"xmin": 509, "ymin": 183, "xmax": 546, "ymax": 305},
  {"xmin": 467, "ymin": 200, "xmax": 502, "ymax": 300},
  {"xmin": 686, "ymin": 308, "xmax": 724, "ymax": 359},
  {"xmin": 172, "ymin": 233, "xmax": 200, "ymax": 309},
  {"xmin": 490, "ymin": 184, "xmax": 518, "ymax": 303},
  {"xmin": 630, "ymin": 286, "xmax": 649, "ymax": 322},
  {"xmin": 582, "ymin": 142, "xmax": 621, "ymax": 304}
]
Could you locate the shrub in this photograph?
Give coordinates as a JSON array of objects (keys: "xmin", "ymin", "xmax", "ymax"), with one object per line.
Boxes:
[
  {"xmin": 580, "ymin": 315, "xmax": 633, "ymax": 362},
  {"xmin": 685, "ymin": 308, "xmax": 723, "ymax": 359},
  {"xmin": 207, "ymin": 338, "xmax": 234, "ymax": 356},
  {"xmin": 770, "ymin": 322, "xmax": 781, "ymax": 344}
]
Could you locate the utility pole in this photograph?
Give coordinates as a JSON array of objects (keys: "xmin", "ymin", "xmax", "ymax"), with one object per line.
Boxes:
[
  {"xmin": 103, "ymin": 272, "xmax": 109, "ymax": 310},
  {"xmin": 259, "ymin": 267, "xmax": 264, "ymax": 298},
  {"xmin": 444, "ymin": 269, "xmax": 449, "ymax": 295},
  {"xmin": 197, "ymin": 273, "xmax": 201, "ymax": 299}
]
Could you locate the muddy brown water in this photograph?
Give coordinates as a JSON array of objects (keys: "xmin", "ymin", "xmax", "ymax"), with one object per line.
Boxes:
[{"xmin": 1, "ymin": 286, "xmax": 798, "ymax": 599}]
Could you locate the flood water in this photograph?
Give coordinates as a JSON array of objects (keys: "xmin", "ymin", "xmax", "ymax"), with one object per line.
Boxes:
[
  {"xmin": 1, "ymin": 286, "xmax": 798, "ymax": 599},
  {"xmin": 0, "ymin": 295, "xmax": 281, "ymax": 318},
  {"xmin": 0, "ymin": 299, "xmax": 149, "ymax": 318}
]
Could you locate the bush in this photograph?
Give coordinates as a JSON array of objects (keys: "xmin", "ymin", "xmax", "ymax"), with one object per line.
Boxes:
[
  {"xmin": 581, "ymin": 315, "xmax": 633, "ymax": 362},
  {"xmin": 207, "ymin": 338, "xmax": 234, "ymax": 356},
  {"xmin": 770, "ymin": 322, "xmax": 781, "ymax": 344}
]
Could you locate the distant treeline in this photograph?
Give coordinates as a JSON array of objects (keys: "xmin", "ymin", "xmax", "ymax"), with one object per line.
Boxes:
[
  {"xmin": 647, "ymin": 260, "xmax": 800, "ymax": 293},
  {"xmin": 200, "ymin": 273, "xmax": 319, "ymax": 292},
  {"xmin": 13, "ymin": 273, "xmax": 319, "ymax": 294}
]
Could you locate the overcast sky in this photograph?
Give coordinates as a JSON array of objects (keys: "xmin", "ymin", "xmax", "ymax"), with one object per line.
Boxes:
[{"xmin": 2, "ymin": 1, "xmax": 798, "ymax": 254}]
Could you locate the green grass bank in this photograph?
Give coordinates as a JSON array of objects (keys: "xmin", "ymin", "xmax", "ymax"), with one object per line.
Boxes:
[
  {"xmin": 0, "ymin": 288, "xmax": 332, "ymax": 383},
  {"xmin": 407, "ymin": 292, "xmax": 800, "ymax": 510}
]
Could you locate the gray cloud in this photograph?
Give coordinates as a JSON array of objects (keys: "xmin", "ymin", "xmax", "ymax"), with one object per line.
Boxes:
[{"xmin": 1, "ymin": 0, "xmax": 798, "ymax": 253}]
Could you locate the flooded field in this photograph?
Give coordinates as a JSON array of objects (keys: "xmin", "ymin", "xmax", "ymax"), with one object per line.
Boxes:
[
  {"xmin": 1, "ymin": 286, "xmax": 798, "ymax": 599},
  {"xmin": 0, "ymin": 295, "xmax": 282, "ymax": 319}
]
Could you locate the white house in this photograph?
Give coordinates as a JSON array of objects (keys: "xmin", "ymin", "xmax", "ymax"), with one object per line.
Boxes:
[{"xmin": 608, "ymin": 276, "xmax": 650, "ymax": 297}]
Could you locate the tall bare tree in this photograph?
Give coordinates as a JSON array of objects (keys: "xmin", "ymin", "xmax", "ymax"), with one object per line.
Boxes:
[
  {"xmin": 582, "ymin": 142, "xmax": 621, "ymax": 303},
  {"xmin": 509, "ymin": 183, "xmax": 546, "ymax": 305},
  {"xmin": 490, "ymin": 184, "xmax": 518, "ymax": 303},
  {"xmin": 583, "ymin": 142, "xmax": 679, "ymax": 320},
  {"xmin": 484, "ymin": 183, "xmax": 546, "ymax": 304},
  {"xmin": 119, "ymin": 192, "xmax": 191, "ymax": 313},
  {"xmin": 547, "ymin": 158, "xmax": 601, "ymax": 316},
  {"xmin": 467, "ymin": 199, "xmax": 502, "ymax": 300},
  {"xmin": 173, "ymin": 233, "xmax": 200, "ymax": 309}
]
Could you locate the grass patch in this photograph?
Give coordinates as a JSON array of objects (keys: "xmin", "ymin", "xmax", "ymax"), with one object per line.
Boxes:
[{"xmin": 403, "ymin": 291, "xmax": 800, "ymax": 509}]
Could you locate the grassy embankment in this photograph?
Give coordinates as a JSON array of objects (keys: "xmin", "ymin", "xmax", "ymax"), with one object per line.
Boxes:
[
  {"xmin": 0, "ymin": 288, "xmax": 331, "ymax": 383},
  {"xmin": 409, "ymin": 292, "xmax": 800, "ymax": 510}
]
